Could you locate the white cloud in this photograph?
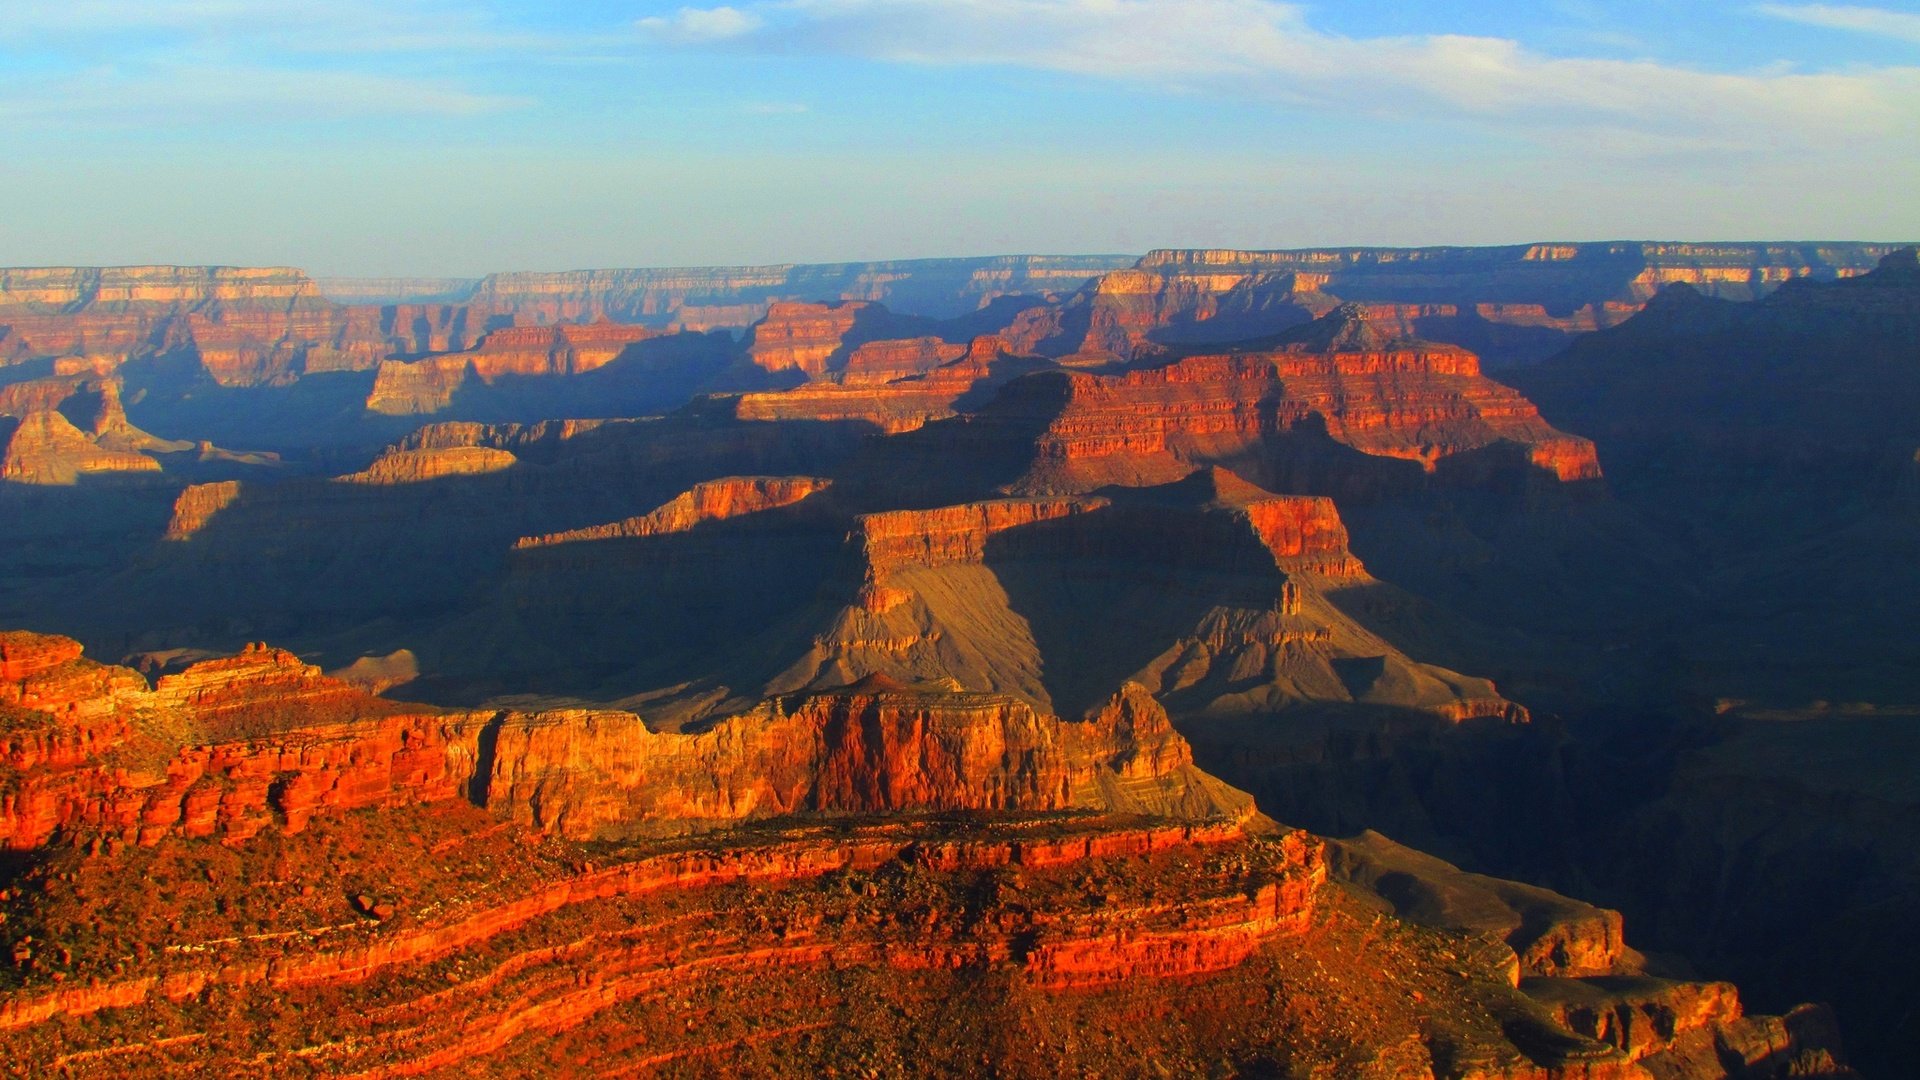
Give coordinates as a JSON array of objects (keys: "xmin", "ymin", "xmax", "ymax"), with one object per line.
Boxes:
[
  {"xmin": 0, "ymin": 1, "xmax": 585, "ymax": 124},
  {"xmin": 638, "ymin": 6, "xmax": 765, "ymax": 44},
  {"xmin": 1755, "ymin": 4, "xmax": 1920, "ymax": 44},
  {"xmin": 644, "ymin": 0, "xmax": 1920, "ymax": 156}
]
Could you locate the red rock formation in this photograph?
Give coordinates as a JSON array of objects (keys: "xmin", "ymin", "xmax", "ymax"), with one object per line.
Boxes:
[
  {"xmin": 855, "ymin": 497, "xmax": 1110, "ymax": 574},
  {"xmin": 335, "ymin": 445, "xmax": 517, "ymax": 484},
  {"xmin": 163, "ymin": 481, "xmax": 244, "ymax": 540},
  {"xmin": 515, "ymin": 475, "xmax": 831, "ymax": 548},
  {"xmin": 0, "ymin": 410, "xmax": 161, "ymax": 484},
  {"xmin": 0, "ymin": 801, "xmax": 1849, "ymax": 1078},
  {"xmin": 726, "ymin": 334, "xmax": 1026, "ymax": 435},
  {"xmin": 0, "ymin": 632, "xmax": 1853, "ymax": 1077},
  {"xmin": 1019, "ymin": 243, "xmax": 1896, "ymax": 366},
  {"xmin": 833, "ymin": 336, "xmax": 967, "ymax": 385},
  {"xmin": 394, "ymin": 417, "xmax": 621, "ymax": 453},
  {"xmin": 937, "ymin": 309, "xmax": 1602, "ymax": 498},
  {"xmin": 0, "ymin": 634, "xmax": 1249, "ymax": 849},
  {"xmin": 746, "ymin": 300, "xmax": 878, "ymax": 378},
  {"xmin": 364, "ymin": 354, "xmax": 471, "ymax": 415}
]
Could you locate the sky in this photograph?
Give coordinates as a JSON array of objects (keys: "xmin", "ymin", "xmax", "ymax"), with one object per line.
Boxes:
[{"xmin": 0, "ymin": 0, "xmax": 1915, "ymax": 276}]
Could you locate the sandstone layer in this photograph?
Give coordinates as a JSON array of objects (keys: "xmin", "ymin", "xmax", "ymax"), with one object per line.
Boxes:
[{"xmin": 0, "ymin": 632, "xmax": 1852, "ymax": 1077}]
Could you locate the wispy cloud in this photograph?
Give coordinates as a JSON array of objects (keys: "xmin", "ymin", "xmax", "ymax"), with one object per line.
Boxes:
[
  {"xmin": 1754, "ymin": 4, "xmax": 1920, "ymax": 44},
  {"xmin": 641, "ymin": 0, "xmax": 1920, "ymax": 156},
  {"xmin": 638, "ymin": 6, "xmax": 767, "ymax": 44},
  {"xmin": 0, "ymin": 0, "xmax": 600, "ymax": 124}
]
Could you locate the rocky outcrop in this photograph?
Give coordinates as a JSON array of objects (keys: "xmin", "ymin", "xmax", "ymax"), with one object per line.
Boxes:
[
  {"xmin": 730, "ymin": 334, "xmax": 1022, "ymax": 434},
  {"xmin": 0, "ymin": 374, "xmax": 191, "ymax": 484},
  {"xmin": 162, "ymin": 481, "xmax": 244, "ymax": 540},
  {"xmin": 0, "ymin": 787, "xmax": 1850, "ymax": 1078},
  {"xmin": 364, "ymin": 323, "xmax": 660, "ymax": 415},
  {"xmin": 364, "ymin": 354, "xmax": 472, "ymax": 415},
  {"xmin": 0, "ymin": 633, "xmax": 1251, "ymax": 849},
  {"xmin": 833, "ymin": 336, "xmax": 967, "ymax": 385},
  {"xmin": 886, "ymin": 307, "xmax": 1599, "ymax": 503},
  {"xmin": 800, "ymin": 472, "xmax": 1522, "ymax": 731},
  {"xmin": 0, "ymin": 410, "xmax": 162, "ymax": 484},
  {"xmin": 1331, "ymin": 830, "xmax": 1642, "ymax": 981},
  {"xmin": 335, "ymin": 445, "xmax": 518, "ymax": 484},
  {"xmin": 855, "ymin": 497, "xmax": 1110, "ymax": 575},
  {"xmin": 393, "ymin": 417, "xmax": 622, "ymax": 454},
  {"xmin": 515, "ymin": 475, "xmax": 831, "ymax": 548},
  {"xmin": 746, "ymin": 300, "xmax": 885, "ymax": 377},
  {"xmin": 1022, "ymin": 243, "xmax": 1897, "ymax": 366}
]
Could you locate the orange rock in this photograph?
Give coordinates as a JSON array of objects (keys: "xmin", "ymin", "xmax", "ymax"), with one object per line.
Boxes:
[{"xmin": 515, "ymin": 475, "xmax": 831, "ymax": 549}]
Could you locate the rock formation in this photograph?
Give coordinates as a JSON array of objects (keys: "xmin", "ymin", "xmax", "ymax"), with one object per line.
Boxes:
[
  {"xmin": 515, "ymin": 475, "xmax": 832, "ymax": 548},
  {"xmin": 1019, "ymin": 242, "xmax": 1895, "ymax": 366},
  {"xmin": 365, "ymin": 322, "xmax": 662, "ymax": 415},
  {"xmin": 0, "ymin": 410, "xmax": 163, "ymax": 484},
  {"xmin": 0, "ymin": 633, "xmax": 1250, "ymax": 848},
  {"xmin": 855, "ymin": 306, "xmax": 1599, "ymax": 507},
  {"xmin": 0, "ymin": 632, "xmax": 1853, "ymax": 1077}
]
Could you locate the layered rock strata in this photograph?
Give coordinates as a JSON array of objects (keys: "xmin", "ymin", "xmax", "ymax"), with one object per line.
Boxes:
[
  {"xmin": 0, "ymin": 656, "xmax": 1851, "ymax": 1078},
  {"xmin": 0, "ymin": 633, "xmax": 1250, "ymax": 849},
  {"xmin": 515, "ymin": 475, "xmax": 832, "ymax": 548}
]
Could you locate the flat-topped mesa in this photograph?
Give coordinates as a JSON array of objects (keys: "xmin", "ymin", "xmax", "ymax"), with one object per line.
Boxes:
[
  {"xmin": 0, "ymin": 266, "xmax": 322, "ymax": 312},
  {"xmin": 470, "ymin": 321, "xmax": 659, "ymax": 377},
  {"xmin": 0, "ymin": 632, "xmax": 84, "ymax": 684},
  {"xmin": 335, "ymin": 445, "xmax": 517, "ymax": 484},
  {"xmin": 395, "ymin": 417, "xmax": 619, "ymax": 454},
  {"xmin": 0, "ymin": 631, "xmax": 144, "ymax": 728},
  {"xmin": 364, "ymin": 354, "xmax": 471, "ymax": 415},
  {"xmin": 855, "ymin": 497, "xmax": 1111, "ymax": 576},
  {"xmin": 729, "ymin": 334, "xmax": 1021, "ymax": 435},
  {"xmin": 831, "ymin": 336, "xmax": 967, "ymax": 386},
  {"xmin": 972, "ymin": 310, "xmax": 1602, "ymax": 496},
  {"xmin": 745, "ymin": 299, "xmax": 887, "ymax": 378},
  {"xmin": 515, "ymin": 475, "xmax": 832, "ymax": 549}
]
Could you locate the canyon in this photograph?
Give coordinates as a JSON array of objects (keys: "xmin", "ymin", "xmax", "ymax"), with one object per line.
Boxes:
[{"xmin": 1, "ymin": 241, "xmax": 1912, "ymax": 1075}]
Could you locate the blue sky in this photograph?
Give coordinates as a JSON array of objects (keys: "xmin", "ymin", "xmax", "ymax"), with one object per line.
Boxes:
[{"xmin": 0, "ymin": 0, "xmax": 1915, "ymax": 275}]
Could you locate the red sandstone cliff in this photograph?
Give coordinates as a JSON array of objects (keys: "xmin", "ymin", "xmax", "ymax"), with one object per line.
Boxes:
[
  {"xmin": 0, "ymin": 632, "xmax": 1850, "ymax": 1077},
  {"xmin": 940, "ymin": 307, "xmax": 1603, "ymax": 499},
  {"xmin": 0, "ymin": 633, "xmax": 1250, "ymax": 849}
]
